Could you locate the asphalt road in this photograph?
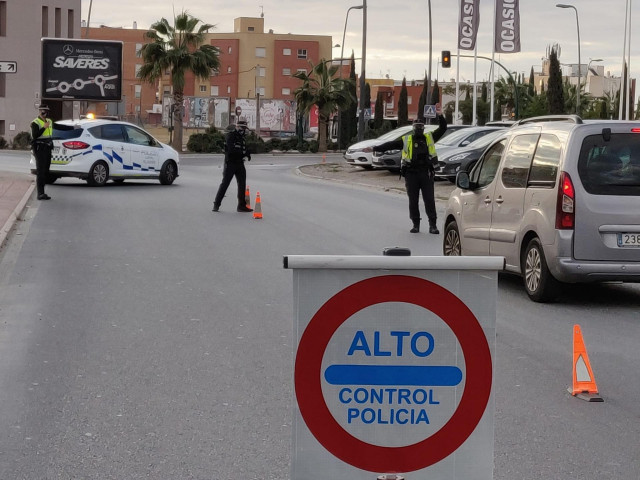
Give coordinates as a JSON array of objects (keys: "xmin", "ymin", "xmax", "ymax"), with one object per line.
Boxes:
[{"xmin": 0, "ymin": 152, "xmax": 638, "ymax": 479}]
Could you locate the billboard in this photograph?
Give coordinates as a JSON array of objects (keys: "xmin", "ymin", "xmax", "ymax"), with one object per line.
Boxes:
[
  {"xmin": 41, "ymin": 38, "xmax": 123, "ymax": 101},
  {"xmin": 162, "ymin": 96, "xmax": 231, "ymax": 129}
]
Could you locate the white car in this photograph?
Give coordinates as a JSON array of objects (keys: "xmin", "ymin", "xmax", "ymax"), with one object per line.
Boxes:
[
  {"xmin": 30, "ymin": 119, "xmax": 180, "ymax": 186},
  {"xmin": 344, "ymin": 125, "xmax": 413, "ymax": 169}
]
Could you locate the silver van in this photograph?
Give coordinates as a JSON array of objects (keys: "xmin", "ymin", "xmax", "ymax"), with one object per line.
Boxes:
[{"xmin": 443, "ymin": 115, "xmax": 640, "ymax": 302}]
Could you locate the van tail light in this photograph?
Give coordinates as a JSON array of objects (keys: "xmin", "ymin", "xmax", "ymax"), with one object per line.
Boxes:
[
  {"xmin": 555, "ymin": 171, "xmax": 575, "ymax": 230},
  {"xmin": 62, "ymin": 140, "xmax": 90, "ymax": 150}
]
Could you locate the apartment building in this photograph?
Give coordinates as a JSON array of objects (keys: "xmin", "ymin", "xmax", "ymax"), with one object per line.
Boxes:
[{"xmin": 0, "ymin": 0, "xmax": 81, "ymax": 144}]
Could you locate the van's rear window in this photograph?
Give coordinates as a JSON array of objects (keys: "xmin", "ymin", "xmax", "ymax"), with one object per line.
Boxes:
[
  {"xmin": 52, "ymin": 127, "xmax": 83, "ymax": 141},
  {"xmin": 578, "ymin": 134, "xmax": 640, "ymax": 195}
]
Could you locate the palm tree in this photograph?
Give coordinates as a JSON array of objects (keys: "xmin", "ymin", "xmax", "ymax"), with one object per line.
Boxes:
[
  {"xmin": 293, "ymin": 60, "xmax": 355, "ymax": 152},
  {"xmin": 138, "ymin": 11, "xmax": 221, "ymax": 152}
]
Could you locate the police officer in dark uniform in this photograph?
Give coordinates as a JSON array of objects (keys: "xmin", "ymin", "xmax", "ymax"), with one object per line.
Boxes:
[
  {"xmin": 213, "ymin": 119, "xmax": 253, "ymax": 212},
  {"xmin": 30, "ymin": 104, "xmax": 75, "ymax": 200},
  {"xmin": 374, "ymin": 107, "xmax": 447, "ymax": 234}
]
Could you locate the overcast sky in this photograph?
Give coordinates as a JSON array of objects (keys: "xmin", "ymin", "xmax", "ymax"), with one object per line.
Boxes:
[{"xmin": 82, "ymin": 0, "xmax": 639, "ymax": 88}]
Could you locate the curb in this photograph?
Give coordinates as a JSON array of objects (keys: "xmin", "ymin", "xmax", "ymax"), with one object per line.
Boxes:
[{"xmin": 0, "ymin": 182, "xmax": 35, "ymax": 248}]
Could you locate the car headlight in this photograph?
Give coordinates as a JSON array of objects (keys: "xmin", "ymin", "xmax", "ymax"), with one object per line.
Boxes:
[{"xmin": 446, "ymin": 152, "xmax": 471, "ymax": 163}]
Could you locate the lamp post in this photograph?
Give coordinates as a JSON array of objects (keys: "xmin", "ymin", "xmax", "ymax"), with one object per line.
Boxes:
[
  {"xmin": 357, "ymin": 0, "xmax": 367, "ymax": 142},
  {"xmin": 338, "ymin": 4, "xmax": 364, "ymax": 150},
  {"xmin": 556, "ymin": 4, "xmax": 581, "ymax": 115}
]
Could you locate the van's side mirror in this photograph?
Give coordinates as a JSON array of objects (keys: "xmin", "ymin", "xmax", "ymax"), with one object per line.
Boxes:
[{"xmin": 456, "ymin": 171, "xmax": 471, "ymax": 189}]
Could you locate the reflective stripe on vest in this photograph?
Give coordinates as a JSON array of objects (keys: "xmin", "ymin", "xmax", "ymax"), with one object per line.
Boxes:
[
  {"xmin": 401, "ymin": 133, "xmax": 437, "ymax": 163},
  {"xmin": 33, "ymin": 117, "xmax": 52, "ymax": 138}
]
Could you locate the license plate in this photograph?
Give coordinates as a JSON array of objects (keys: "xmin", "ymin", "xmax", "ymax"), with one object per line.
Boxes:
[
  {"xmin": 53, "ymin": 146, "xmax": 60, "ymax": 154},
  {"xmin": 617, "ymin": 233, "xmax": 640, "ymax": 247}
]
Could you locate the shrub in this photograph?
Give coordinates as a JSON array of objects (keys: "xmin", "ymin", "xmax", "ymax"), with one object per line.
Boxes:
[
  {"xmin": 186, "ymin": 129, "xmax": 226, "ymax": 153},
  {"xmin": 12, "ymin": 131, "xmax": 32, "ymax": 150},
  {"xmin": 296, "ymin": 141, "xmax": 309, "ymax": 153},
  {"xmin": 0, "ymin": 137, "xmax": 8, "ymax": 149},
  {"xmin": 245, "ymin": 132, "xmax": 266, "ymax": 153},
  {"xmin": 309, "ymin": 140, "xmax": 319, "ymax": 153}
]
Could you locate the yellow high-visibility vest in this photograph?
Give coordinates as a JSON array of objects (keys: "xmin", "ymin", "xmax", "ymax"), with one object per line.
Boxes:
[
  {"xmin": 401, "ymin": 133, "xmax": 437, "ymax": 165},
  {"xmin": 33, "ymin": 117, "xmax": 53, "ymax": 139}
]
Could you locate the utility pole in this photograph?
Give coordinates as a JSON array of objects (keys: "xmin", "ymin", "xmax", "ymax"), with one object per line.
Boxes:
[{"xmin": 357, "ymin": 0, "xmax": 367, "ymax": 142}]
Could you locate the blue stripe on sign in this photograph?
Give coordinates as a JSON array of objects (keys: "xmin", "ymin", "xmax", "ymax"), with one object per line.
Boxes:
[{"xmin": 324, "ymin": 365, "xmax": 463, "ymax": 386}]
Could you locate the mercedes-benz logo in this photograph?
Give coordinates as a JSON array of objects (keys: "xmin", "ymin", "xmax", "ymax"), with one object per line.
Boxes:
[{"xmin": 63, "ymin": 45, "xmax": 74, "ymax": 55}]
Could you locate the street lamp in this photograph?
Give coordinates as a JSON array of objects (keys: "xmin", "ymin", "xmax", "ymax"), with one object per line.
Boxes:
[
  {"xmin": 338, "ymin": 4, "xmax": 363, "ymax": 149},
  {"xmin": 357, "ymin": 0, "xmax": 367, "ymax": 142},
  {"xmin": 556, "ymin": 4, "xmax": 581, "ymax": 115}
]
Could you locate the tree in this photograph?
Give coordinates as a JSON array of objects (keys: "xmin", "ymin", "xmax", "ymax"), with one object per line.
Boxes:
[
  {"xmin": 547, "ymin": 45, "xmax": 564, "ymax": 114},
  {"xmin": 417, "ymin": 73, "xmax": 429, "ymax": 121},
  {"xmin": 293, "ymin": 59, "xmax": 355, "ymax": 152},
  {"xmin": 398, "ymin": 78, "xmax": 409, "ymax": 126},
  {"xmin": 528, "ymin": 67, "xmax": 535, "ymax": 97},
  {"xmin": 138, "ymin": 11, "xmax": 221, "ymax": 152},
  {"xmin": 339, "ymin": 53, "xmax": 358, "ymax": 148},
  {"xmin": 374, "ymin": 92, "xmax": 384, "ymax": 129}
]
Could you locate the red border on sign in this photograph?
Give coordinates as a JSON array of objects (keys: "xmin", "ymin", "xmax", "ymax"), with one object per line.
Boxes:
[{"xmin": 295, "ymin": 275, "xmax": 492, "ymax": 473}]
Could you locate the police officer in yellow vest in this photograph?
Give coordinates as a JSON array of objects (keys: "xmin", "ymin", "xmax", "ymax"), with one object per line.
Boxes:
[
  {"xmin": 374, "ymin": 108, "xmax": 447, "ymax": 234},
  {"xmin": 30, "ymin": 105, "xmax": 56, "ymax": 200}
]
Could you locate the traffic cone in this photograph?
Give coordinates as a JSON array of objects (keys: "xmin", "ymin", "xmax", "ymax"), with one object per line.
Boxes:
[
  {"xmin": 322, "ymin": 153, "xmax": 326, "ymax": 163},
  {"xmin": 568, "ymin": 325, "xmax": 603, "ymax": 402},
  {"xmin": 245, "ymin": 185, "xmax": 251, "ymax": 209},
  {"xmin": 253, "ymin": 191, "xmax": 263, "ymax": 219}
]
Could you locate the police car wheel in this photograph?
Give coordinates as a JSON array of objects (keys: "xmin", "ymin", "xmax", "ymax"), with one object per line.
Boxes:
[
  {"xmin": 87, "ymin": 161, "xmax": 109, "ymax": 187},
  {"xmin": 159, "ymin": 160, "xmax": 178, "ymax": 185}
]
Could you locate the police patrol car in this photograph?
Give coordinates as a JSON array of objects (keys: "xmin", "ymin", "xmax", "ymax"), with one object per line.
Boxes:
[{"xmin": 29, "ymin": 118, "xmax": 180, "ymax": 186}]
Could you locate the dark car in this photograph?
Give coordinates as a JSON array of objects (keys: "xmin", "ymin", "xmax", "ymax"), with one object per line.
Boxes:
[
  {"xmin": 434, "ymin": 129, "xmax": 507, "ymax": 182},
  {"xmin": 371, "ymin": 124, "xmax": 471, "ymax": 172}
]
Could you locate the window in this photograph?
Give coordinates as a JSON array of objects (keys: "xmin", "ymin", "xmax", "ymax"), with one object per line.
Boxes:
[
  {"xmin": 42, "ymin": 6, "xmax": 48, "ymax": 36},
  {"xmin": 124, "ymin": 125, "xmax": 153, "ymax": 146},
  {"xmin": 282, "ymin": 68, "xmax": 291, "ymax": 76},
  {"xmin": 529, "ymin": 134, "xmax": 561, "ymax": 186},
  {"xmin": 297, "ymin": 68, "xmax": 307, "ymax": 74},
  {"xmin": 0, "ymin": 2, "xmax": 6, "ymax": 37},
  {"xmin": 211, "ymin": 86, "xmax": 219, "ymax": 96},
  {"xmin": 407, "ymin": 96, "xmax": 413, "ymax": 105},
  {"xmin": 501, "ymin": 134, "xmax": 538, "ymax": 188},
  {"xmin": 0, "ymin": 73, "xmax": 5, "ymax": 97},
  {"xmin": 282, "ymin": 87, "xmax": 291, "ymax": 95},
  {"xmin": 67, "ymin": 9, "xmax": 74, "ymax": 37},
  {"xmin": 471, "ymin": 141, "xmax": 505, "ymax": 188},
  {"xmin": 134, "ymin": 84, "xmax": 141, "ymax": 99},
  {"xmin": 258, "ymin": 87, "xmax": 265, "ymax": 96},
  {"xmin": 135, "ymin": 64, "xmax": 142, "ymax": 77},
  {"xmin": 54, "ymin": 7, "xmax": 61, "ymax": 37},
  {"xmin": 91, "ymin": 124, "xmax": 125, "ymax": 142},
  {"xmin": 199, "ymin": 85, "xmax": 207, "ymax": 93},
  {"xmin": 0, "ymin": 120, "xmax": 4, "ymax": 136},
  {"xmin": 297, "ymin": 49, "xmax": 307, "ymax": 59},
  {"xmin": 227, "ymin": 66, "xmax": 232, "ymax": 73},
  {"xmin": 255, "ymin": 47, "xmax": 266, "ymax": 58},
  {"xmin": 228, "ymin": 46, "xmax": 232, "ymax": 54},
  {"xmin": 227, "ymin": 86, "xmax": 231, "ymax": 94},
  {"xmin": 258, "ymin": 67, "xmax": 266, "ymax": 77},
  {"xmin": 283, "ymin": 48, "xmax": 291, "ymax": 56},
  {"xmin": 135, "ymin": 43, "xmax": 142, "ymax": 58},
  {"xmin": 248, "ymin": 26, "xmax": 254, "ymax": 32}
]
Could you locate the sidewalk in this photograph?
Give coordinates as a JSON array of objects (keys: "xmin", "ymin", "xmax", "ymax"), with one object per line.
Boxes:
[{"xmin": 0, "ymin": 171, "xmax": 35, "ymax": 248}]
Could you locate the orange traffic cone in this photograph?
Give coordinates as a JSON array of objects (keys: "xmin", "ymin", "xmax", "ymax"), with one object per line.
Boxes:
[
  {"xmin": 253, "ymin": 191, "xmax": 263, "ymax": 219},
  {"xmin": 322, "ymin": 153, "xmax": 326, "ymax": 164},
  {"xmin": 568, "ymin": 324, "xmax": 603, "ymax": 402},
  {"xmin": 245, "ymin": 185, "xmax": 251, "ymax": 209}
]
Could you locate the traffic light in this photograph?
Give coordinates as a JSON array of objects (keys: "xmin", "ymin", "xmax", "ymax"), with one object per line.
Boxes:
[{"xmin": 442, "ymin": 50, "xmax": 451, "ymax": 68}]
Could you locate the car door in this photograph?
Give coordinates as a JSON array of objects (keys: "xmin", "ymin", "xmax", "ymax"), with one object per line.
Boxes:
[
  {"xmin": 91, "ymin": 123, "xmax": 130, "ymax": 175},
  {"xmin": 489, "ymin": 133, "xmax": 540, "ymax": 263},
  {"xmin": 123, "ymin": 125, "xmax": 160, "ymax": 174},
  {"xmin": 458, "ymin": 140, "xmax": 506, "ymax": 255}
]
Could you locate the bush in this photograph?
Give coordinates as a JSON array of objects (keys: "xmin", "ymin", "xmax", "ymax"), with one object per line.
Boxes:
[
  {"xmin": 245, "ymin": 132, "xmax": 266, "ymax": 153},
  {"xmin": 12, "ymin": 131, "xmax": 31, "ymax": 150},
  {"xmin": 309, "ymin": 140, "xmax": 319, "ymax": 153},
  {"xmin": 186, "ymin": 128, "xmax": 225, "ymax": 153},
  {"xmin": 0, "ymin": 136, "xmax": 8, "ymax": 149},
  {"xmin": 296, "ymin": 141, "xmax": 309, "ymax": 153}
]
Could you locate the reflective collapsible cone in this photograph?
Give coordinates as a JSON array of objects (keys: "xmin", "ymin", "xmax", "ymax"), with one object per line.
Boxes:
[
  {"xmin": 253, "ymin": 191, "xmax": 263, "ymax": 219},
  {"xmin": 245, "ymin": 186, "xmax": 251, "ymax": 209}
]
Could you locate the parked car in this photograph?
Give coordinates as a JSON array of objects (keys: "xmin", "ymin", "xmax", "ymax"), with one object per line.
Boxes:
[
  {"xmin": 442, "ymin": 115, "xmax": 640, "ymax": 302},
  {"xmin": 371, "ymin": 124, "xmax": 470, "ymax": 172},
  {"xmin": 345, "ymin": 125, "xmax": 413, "ymax": 170},
  {"xmin": 434, "ymin": 126, "xmax": 506, "ymax": 159},
  {"xmin": 29, "ymin": 119, "xmax": 180, "ymax": 186},
  {"xmin": 435, "ymin": 129, "xmax": 506, "ymax": 182}
]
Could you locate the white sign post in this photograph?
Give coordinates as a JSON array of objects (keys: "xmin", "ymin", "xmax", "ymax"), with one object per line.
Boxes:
[{"xmin": 285, "ymin": 255, "xmax": 502, "ymax": 480}]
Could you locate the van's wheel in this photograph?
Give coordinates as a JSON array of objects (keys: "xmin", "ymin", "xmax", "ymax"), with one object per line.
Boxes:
[
  {"xmin": 443, "ymin": 220, "xmax": 462, "ymax": 256},
  {"xmin": 159, "ymin": 160, "xmax": 178, "ymax": 185},
  {"xmin": 522, "ymin": 237, "xmax": 560, "ymax": 302},
  {"xmin": 87, "ymin": 161, "xmax": 108, "ymax": 186}
]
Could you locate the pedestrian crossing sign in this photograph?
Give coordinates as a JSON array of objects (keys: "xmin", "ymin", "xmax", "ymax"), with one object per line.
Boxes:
[{"xmin": 424, "ymin": 105, "xmax": 436, "ymax": 118}]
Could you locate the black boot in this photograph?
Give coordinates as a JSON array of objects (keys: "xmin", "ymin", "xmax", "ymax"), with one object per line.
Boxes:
[
  {"xmin": 237, "ymin": 205, "xmax": 253, "ymax": 212},
  {"xmin": 410, "ymin": 221, "xmax": 420, "ymax": 233},
  {"xmin": 212, "ymin": 202, "xmax": 220, "ymax": 212},
  {"xmin": 429, "ymin": 222, "xmax": 439, "ymax": 234}
]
